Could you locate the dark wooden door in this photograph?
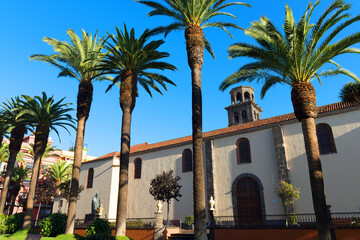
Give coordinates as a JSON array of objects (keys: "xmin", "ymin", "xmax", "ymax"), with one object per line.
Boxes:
[{"xmin": 236, "ymin": 177, "xmax": 262, "ymax": 226}]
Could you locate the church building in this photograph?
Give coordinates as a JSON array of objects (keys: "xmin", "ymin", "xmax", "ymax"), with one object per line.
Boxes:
[{"xmin": 54, "ymin": 86, "xmax": 360, "ymax": 224}]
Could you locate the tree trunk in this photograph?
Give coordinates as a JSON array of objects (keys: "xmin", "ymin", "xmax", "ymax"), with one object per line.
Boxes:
[
  {"xmin": 185, "ymin": 24, "xmax": 207, "ymax": 240},
  {"xmin": 23, "ymin": 124, "xmax": 49, "ymax": 229},
  {"xmin": 9, "ymin": 183, "xmax": 20, "ymax": 215},
  {"xmin": 167, "ymin": 200, "xmax": 170, "ymax": 223},
  {"xmin": 36, "ymin": 201, "xmax": 42, "ymax": 223},
  {"xmin": 65, "ymin": 82, "xmax": 93, "ymax": 234},
  {"xmin": 291, "ymin": 82, "xmax": 331, "ymax": 240},
  {"xmin": 115, "ymin": 71, "xmax": 137, "ymax": 237},
  {"xmin": 0, "ymin": 124, "xmax": 26, "ymax": 214},
  {"xmin": 55, "ymin": 180, "xmax": 61, "ymax": 196}
]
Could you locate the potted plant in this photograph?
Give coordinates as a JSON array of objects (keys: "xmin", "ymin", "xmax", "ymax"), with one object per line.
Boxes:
[{"xmin": 185, "ymin": 215, "xmax": 194, "ymax": 230}]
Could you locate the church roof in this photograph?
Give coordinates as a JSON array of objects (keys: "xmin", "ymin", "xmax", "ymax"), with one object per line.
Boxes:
[{"xmin": 90, "ymin": 101, "xmax": 359, "ymax": 162}]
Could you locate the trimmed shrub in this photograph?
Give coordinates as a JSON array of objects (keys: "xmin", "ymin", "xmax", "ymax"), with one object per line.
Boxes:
[
  {"xmin": 0, "ymin": 214, "xmax": 7, "ymax": 234},
  {"xmin": 40, "ymin": 213, "xmax": 67, "ymax": 237},
  {"xmin": 126, "ymin": 219, "xmax": 143, "ymax": 228},
  {"xmin": 185, "ymin": 215, "xmax": 194, "ymax": 226},
  {"xmin": 6, "ymin": 213, "xmax": 24, "ymax": 234},
  {"xmin": 86, "ymin": 218, "xmax": 111, "ymax": 236}
]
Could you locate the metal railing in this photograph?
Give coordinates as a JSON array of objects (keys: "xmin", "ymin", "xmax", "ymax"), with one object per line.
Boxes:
[
  {"xmin": 31, "ymin": 212, "xmax": 360, "ymax": 230},
  {"xmin": 214, "ymin": 212, "xmax": 360, "ymax": 229}
]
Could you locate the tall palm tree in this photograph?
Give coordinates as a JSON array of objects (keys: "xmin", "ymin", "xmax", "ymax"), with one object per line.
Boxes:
[
  {"xmin": 97, "ymin": 25, "xmax": 176, "ymax": 236},
  {"xmin": 8, "ymin": 165, "xmax": 30, "ymax": 215},
  {"xmin": 219, "ymin": 1, "xmax": 360, "ymax": 239},
  {"xmin": 46, "ymin": 159, "xmax": 72, "ymax": 195},
  {"xmin": 138, "ymin": 1, "xmax": 250, "ymax": 238},
  {"xmin": 0, "ymin": 97, "xmax": 28, "ymax": 214},
  {"xmin": 19, "ymin": 93, "xmax": 75, "ymax": 229},
  {"xmin": 30, "ymin": 29, "xmax": 106, "ymax": 234},
  {"xmin": 340, "ymin": 81, "xmax": 360, "ymax": 104}
]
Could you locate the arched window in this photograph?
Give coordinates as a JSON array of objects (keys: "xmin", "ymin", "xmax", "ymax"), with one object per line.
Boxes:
[
  {"xmin": 236, "ymin": 138, "xmax": 251, "ymax": 164},
  {"xmin": 244, "ymin": 92, "xmax": 250, "ymax": 101},
  {"xmin": 316, "ymin": 123, "xmax": 337, "ymax": 155},
  {"xmin": 241, "ymin": 110, "xmax": 247, "ymax": 122},
  {"xmin": 234, "ymin": 112, "xmax": 239, "ymax": 124},
  {"xmin": 134, "ymin": 158, "xmax": 142, "ymax": 179},
  {"xmin": 87, "ymin": 168, "xmax": 94, "ymax": 188},
  {"xmin": 182, "ymin": 149, "xmax": 193, "ymax": 172},
  {"xmin": 236, "ymin": 92, "xmax": 242, "ymax": 103}
]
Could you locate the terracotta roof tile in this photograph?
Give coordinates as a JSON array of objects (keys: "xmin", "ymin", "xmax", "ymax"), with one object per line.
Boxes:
[
  {"xmin": 90, "ymin": 101, "xmax": 358, "ymax": 161},
  {"xmin": 88, "ymin": 151, "xmax": 119, "ymax": 162},
  {"xmin": 129, "ymin": 102, "xmax": 357, "ymax": 154}
]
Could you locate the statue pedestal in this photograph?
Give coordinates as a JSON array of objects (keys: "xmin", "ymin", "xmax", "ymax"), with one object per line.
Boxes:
[{"xmin": 154, "ymin": 212, "xmax": 164, "ymax": 240}]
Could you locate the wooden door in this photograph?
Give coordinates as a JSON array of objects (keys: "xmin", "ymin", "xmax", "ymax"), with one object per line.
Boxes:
[{"xmin": 236, "ymin": 177, "xmax": 262, "ymax": 226}]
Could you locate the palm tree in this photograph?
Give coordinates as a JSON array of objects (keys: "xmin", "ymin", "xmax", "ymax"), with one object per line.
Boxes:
[
  {"xmin": 46, "ymin": 159, "xmax": 72, "ymax": 195},
  {"xmin": 0, "ymin": 97, "xmax": 28, "ymax": 214},
  {"xmin": 97, "ymin": 25, "xmax": 176, "ymax": 236},
  {"xmin": 340, "ymin": 82, "xmax": 360, "ymax": 104},
  {"xmin": 30, "ymin": 29, "xmax": 106, "ymax": 234},
  {"xmin": 0, "ymin": 144, "xmax": 25, "ymax": 165},
  {"xmin": 19, "ymin": 93, "xmax": 75, "ymax": 229},
  {"xmin": 219, "ymin": 1, "xmax": 360, "ymax": 239},
  {"xmin": 25, "ymin": 143, "xmax": 60, "ymax": 160},
  {"xmin": 138, "ymin": 1, "xmax": 250, "ymax": 238},
  {"xmin": 8, "ymin": 165, "xmax": 30, "ymax": 215},
  {"xmin": 0, "ymin": 113, "xmax": 9, "ymax": 148}
]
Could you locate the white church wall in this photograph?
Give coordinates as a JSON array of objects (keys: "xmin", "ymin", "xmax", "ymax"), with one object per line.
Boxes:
[
  {"xmin": 283, "ymin": 110, "xmax": 360, "ymax": 214},
  {"xmin": 108, "ymin": 156, "xmax": 120, "ymax": 219},
  {"xmin": 127, "ymin": 144, "xmax": 194, "ymax": 222},
  {"xmin": 212, "ymin": 128, "xmax": 283, "ymax": 216},
  {"xmin": 76, "ymin": 158, "xmax": 114, "ymax": 219}
]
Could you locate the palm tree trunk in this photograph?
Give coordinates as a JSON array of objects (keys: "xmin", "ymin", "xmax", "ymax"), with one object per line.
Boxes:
[
  {"xmin": 0, "ymin": 125, "xmax": 26, "ymax": 214},
  {"xmin": 9, "ymin": 183, "xmax": 20, "ymax": 215},
  {"xmin": 55, "ymin": 181, "xmax": 61, "ymax": 196},
  {"xmin": 185, "ymin": 25, "xmax": 207, "ymax": 240},
  {"xmin": 291, "ymin": 82, "xmax": 331, "ymax": 240},
  {"xmin": 23, "ymin": 124, "xmax": 49, "ymax": 229},
  {"xmin": 115, "ymin": 71, "xmax": 137, "ymax": 237},
  {"xmin": 301, "ymin": 118, "xmax": 331, "ymax": 240},
  {"xmin": 65, "ymin": 82, "xmax": 93, "ymax": 234}
]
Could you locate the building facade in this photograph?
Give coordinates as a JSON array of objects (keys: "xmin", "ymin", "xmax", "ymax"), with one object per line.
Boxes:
[
  {"xmin": 0, "ymin": 135, "xmax": 96, "ymax": 219},
  {"xmin": 54, "ymin": 86, "xmax": 360, "ymax": 224}
]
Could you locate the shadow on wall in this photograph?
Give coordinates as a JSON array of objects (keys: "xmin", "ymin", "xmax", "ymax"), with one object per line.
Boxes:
[{"xmin": 174, "ymin": 154, "xmax": 193, "ymax": 223}]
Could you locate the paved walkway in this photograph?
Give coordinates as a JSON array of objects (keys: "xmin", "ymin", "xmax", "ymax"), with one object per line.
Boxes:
[{"xmin": 25, "ymin": 234, "xmax": 42, "ymax": 240}]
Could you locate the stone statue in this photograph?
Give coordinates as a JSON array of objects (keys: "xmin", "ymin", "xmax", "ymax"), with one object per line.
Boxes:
[
  {"xmin": 209, "ymin": 196, "xmax": 215, "ymax": 211},
  {"xmin": 157, "ymin": 200, "xmax": 163, "ymax": 213},
  {"xmin": 92, "ymin": 193, "xmax": 101, "ymax": 215}
]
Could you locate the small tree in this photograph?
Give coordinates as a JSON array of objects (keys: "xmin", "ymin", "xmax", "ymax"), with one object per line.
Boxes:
[
  {"xmin": 275, "ymin": 181, "xmax": 300, "ymax": 226},
  {"xmin": 149, "ymin": 170, "xmax": 182, "ymax": 222},
  {"xmin": 35, "ymin": 176, "xmax": 57, "ymax": 221}
]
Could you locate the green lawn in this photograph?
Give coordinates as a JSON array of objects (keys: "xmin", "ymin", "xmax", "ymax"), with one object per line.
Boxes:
[{"xmin": 0, "ymin": 229, "xmax": 34, "ymax": 240}]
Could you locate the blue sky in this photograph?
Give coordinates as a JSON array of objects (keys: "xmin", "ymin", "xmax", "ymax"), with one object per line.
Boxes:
[{"xmin": 1, "ymin": 0, "xmax": 359, "ymax": 157}]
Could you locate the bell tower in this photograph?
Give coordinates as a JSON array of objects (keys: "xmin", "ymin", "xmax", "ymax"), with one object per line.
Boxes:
[{"xmin": 225, "ymin": 86, "xmax": 263, "ymax": 126}]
